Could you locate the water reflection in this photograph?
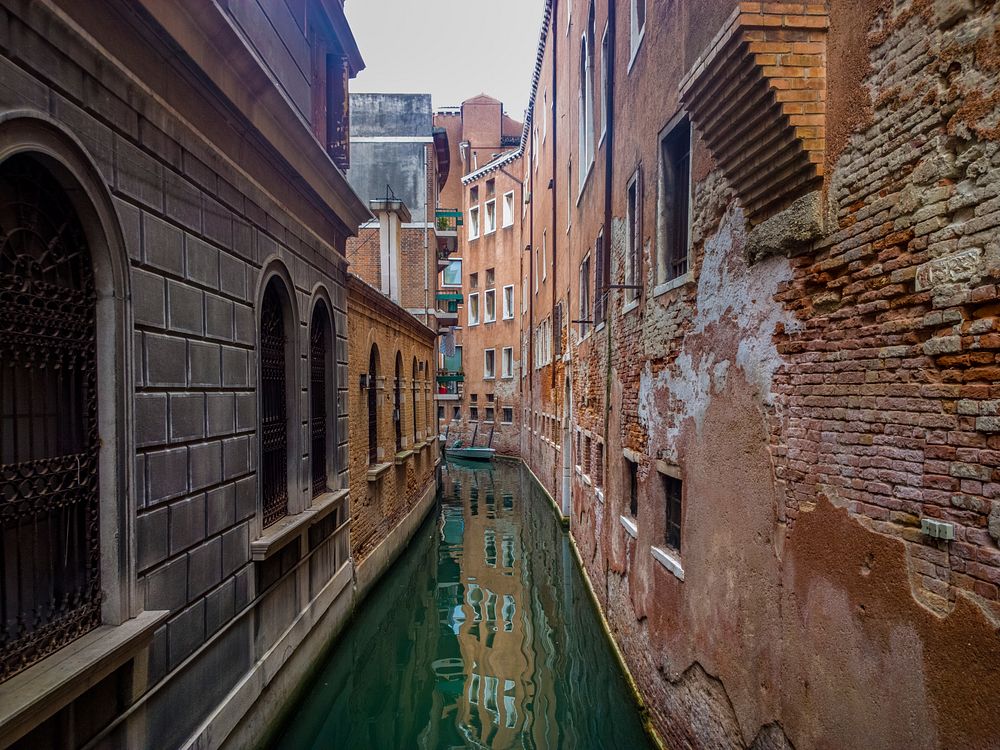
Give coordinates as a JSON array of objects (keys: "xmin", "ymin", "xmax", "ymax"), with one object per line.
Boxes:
[{"xmin": 270, "ymin": 460, "xmax": 653, "ymax": 750}]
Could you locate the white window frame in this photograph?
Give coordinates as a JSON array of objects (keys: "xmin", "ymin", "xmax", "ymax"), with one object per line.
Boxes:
[
  {"xmin": 629, "ymin": 0, "xmax": 646, "ymax": 72},
  {"xmin": 468, "ymin": 205, "xmax": 480, "ymax": 239},
  {"xmin": 502, "ymin": 346, "xmax": 514, "ymax": 378},
  {"xmin": 542, "ymin": 230, "xmax": 547, "ymax": 281},
  {"xmin": 485, "ymin": 406, "xmax": 495, "ymax": 424},
  {"xmin": 442, "ymin": 258, "xmax": 462, "ymax": 287},
  {"xmin": 485, "ymin": 288, "xmax": 496, "ymax": 323},
  {"xmin": 579, "ymin": 32, "xmax": 594, "ymax": 183},
  {"xmin": 468, "ymin": 292, "xmax": 480, "ymax": 326},
  {"xmin": 656, "ymin": 113, "xmax": 694, "ymax": 292},
  {"xmin": 502, "ymin": 284, "xmax": 515, "ymax": 319},
  {"xmin": 600, "ymin": 24, "xmax": 609, "ymax": 144},
  {"xmin": 484, "ymin": 198, "xmax": 496, "ymax": 234},
  {"xmin": 579, "ymin": 253, "xmax": 592, "ymax": 339},
  {"xmin": 502, "ymin": 191, "xmax": 515, "ymax": 228},
  {"xmin": 484, "ymin": 348, "xmax": 496, "ymax": 380},
  {"xmin": 501, "ymin": 406, "xmax": 514, "ymax": 424}
]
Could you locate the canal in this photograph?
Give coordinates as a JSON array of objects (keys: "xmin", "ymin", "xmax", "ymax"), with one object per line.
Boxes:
[{"xmin": 269, "ymin": 459, "xmax": 654, "ymax": 749}]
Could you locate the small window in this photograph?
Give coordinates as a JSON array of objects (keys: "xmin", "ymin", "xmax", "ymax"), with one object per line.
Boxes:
[
  {"xmin": 442, "ymin": 259, "xmax": 462, "ymax": 287},
  {"xmin": 579, "ymin": 254, "xmax": 591, "ymax": 337},
  {"xmin": 630, "ymin": 0, "xmax": 646, "ymax": 63},
  {"xmin": 627, "ymin": 458, "xmax": 638, "ymax": 518},
  {"xmin": 438, "ymin": 405, "xmax": 444, "ymax": 421},
  {"xmin": 486, "ymin": 178, "xmax": 496, "ymax": 197},
  {"xmin": 470, "ymin": 405, "xmax": 479, "ymax": 422},
  {"xmin": 502, "ymin": 191, "xmax": 515, "ymax": 227},
  {"xmin": 470, "ymin": 393, "xmax": 478, "ymax": 403},
  {"xmin": 502, "ymin": 347, "xmax": 514, "ymax": 378},
  {"xmin": 486, "ymin": 393, "xmax": 494, "ymax": 403},
  {"xmin": 626, "ymin": 170, "xmax": 641, "ymax": 303},
  {"xmin": 485, "ymin": 289, "xmax": 496, "ymax": 323},
  {"xmin": 485, "ymin": 199, "xmax": 497, "ymax": 234},
  {"xmin": 469, "ymin": 205, "xmax": 480, "ymax": 239},
  {"xmin": 470, "ymin": 185, "xmax": 479, "ymax": 203},
  {"xmin": 484, "ymin": 348, "xmax": 496, "ymax": 379},
  {"xmin": 468, "ymin": 292, "xmax": 480, "ymax": 325},
  {"xmin": 664, "ymin": 475, "xmax": 682, "ymax": 553},
  {"xmin": 659, "ymin": 116, "xmax": 691, "ymax": 283},
  {"xmin": 502, "ymin": 285, "xmax": 515, "ymax": 319},
  {"xmin": 541, "ymin": 231, "xmax": 547, "ymax": 281},
  {"xmin": 502, "ymin": 407, "xmax": 514, "ymax": 424},
  {"xmin": 594, "ymin": 229, "xmax": 607, "ymax": 324},
  {"xmin": 584, "ymin": 435, "xmax": 592, "ymax": 475},
  {"xmin": 453, "ymin": 406, "xmax": 461, "ymax": 420},
  {"xmin": 485, "ymin": 407, "xmax": 495, "ymax": 423},
  {"xmin": 486, "ymin": 268, "xmax": 495, "ymax": 287},
  {"xmin": 470, "ymin": 272, "xmax": 479, "ymax": 289}
]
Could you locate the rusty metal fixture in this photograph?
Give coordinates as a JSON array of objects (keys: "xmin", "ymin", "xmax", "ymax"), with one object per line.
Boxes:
[{"xmin": 0, "ymin": 154, "xmax": 102, "ymax": 681}]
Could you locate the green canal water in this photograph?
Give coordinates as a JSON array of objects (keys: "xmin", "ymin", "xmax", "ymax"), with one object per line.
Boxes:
[{"xmin": 270, "ymin": 459, "xmax": 654, "ymax": 749}]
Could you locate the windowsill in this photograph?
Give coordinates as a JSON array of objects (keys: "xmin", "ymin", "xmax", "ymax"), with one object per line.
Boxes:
[
  {"xmin": 0, "ymin": 609, "xmax": 170, "ymax": 748},
  {"xmin": 485, "ymin": 229, "xmax": 496, "ymax": 236},
  {"xmin": 627, "ymin": 27, "xmax": 645, "ymax": 74},
  {"xmin": 620, "ymin": 515, "xmax": 638, "ymax": 539},
  {"xmin": 598, "ymin": 129, "xmax": 607, "ymax": 149},
  {"xmin": 468, "ymin": 236, "xmax": 479, "ymax": 242},
  {"xmin": 485, "ymin": 319, "xmax": 496, "ymax": 325},
  {"xmin": 653, "ymin": 272, "xmax": 694, "ymax": 298},
  {"xmin": 652, "ymin": 546, "xmax": 685, "ymax": 581},
  {"xmin": 252, "ymin": 488, "xmax": 349, "ymax": 561},
  {"xmin": 595, "ymin": 321, "xmax": 606, "ymax": 333},
  {"xmin": 503, "ymin": 315, "xmax": 515, "ymax": 321},
  {"xmin": 366, "ymin": 461, "xmax": 392, "ymax": 482},
  {"xmin": 623, "ymin": 298, "xmax": 640, "ymax": 315},
  {"xmin": 501, "ymin": 422, "xmax": 513, "ymax": 426},
  {"xmin": 581, "ymin": 472, "xmax": 593, "ymax": 487},
  {"xmin": 484, "ymin": 376, "xmax": 495, "ymax": 381},
  {"xmin": 595, "ymin": 488, "xmax": 605, "ymax": 503},
  {"xmin": 394, "ymin": 449, "xmax": 414, "ymax": 465},
  {"xmin": 502, "ymin": 222, "xmax": 514, "ymax": 230}
]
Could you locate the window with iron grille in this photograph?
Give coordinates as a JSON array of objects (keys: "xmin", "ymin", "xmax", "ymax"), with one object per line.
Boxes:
[
  {"xmin": 261, "ymin": 281, "xmax": 289, "ymax": 527},
  {"xmin": 0, "ymin": 155, "xmax": 102, "ymax": 681},
  {"xmin": 310, "ymin": 302, "xmax": 331, "ymax": 498},
  {"xmin": 394, "ymin": 353, "xmax": 403, "ymax": 453},
  {"xmin": 412, "ymin": 358, "xmax": 418, "ymax": 442},
  {"xmin": 368, "ymin": 345, "xmax": 379, "ymax": 464},
  {"xmin": 659, "ymin": 116, "xmax": 691, "ymax": 282},
  {"xmin": 664, "ymin": 475, "xmax": 683, "ymax": 553}
]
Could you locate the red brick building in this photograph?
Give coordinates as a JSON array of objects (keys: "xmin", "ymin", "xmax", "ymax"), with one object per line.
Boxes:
[{"xmin": 455, "ymin": 0, "xmax": 1000, "ymax": 747}]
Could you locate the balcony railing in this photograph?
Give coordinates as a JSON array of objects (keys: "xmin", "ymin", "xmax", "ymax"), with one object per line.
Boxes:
[{"xmin": 435, "ymin": 209, "xmax": 463, "ymax": 234}]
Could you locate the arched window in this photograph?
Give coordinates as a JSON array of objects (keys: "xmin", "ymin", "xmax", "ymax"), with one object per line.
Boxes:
[
  {"xmin": 260, "ymin": 279, "xmax": 291, "ymax": 526},
  {"xmin": 368, "ymin": 344, "xmax": 379, "ymax": 465},
  {"xmin": 310, "ymin": 300, "xmax": 335, "ymax": 497},
  {"xmin": 394, "ymin": 352, "xmax": 403, "ymax": 453},
  {"xmin": 0, "ymin": 154, "xmax": 101, "ymax": 678},
  {"xmin": 425, "ymin": 360, "xmax": 432, "ymax": 435},
  {"xmin": 411, "ymin": 358, "xmax": 419, "ymax": 442}
]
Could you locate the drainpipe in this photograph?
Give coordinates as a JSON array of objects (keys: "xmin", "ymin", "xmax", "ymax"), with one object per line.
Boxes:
[
  {"xmin": 425, "ymin": 143, "xmax": 431, "ymax": 327},
  {"xmin": 550, "ymin": 0, "xmax": 559, "ymax": 399}
]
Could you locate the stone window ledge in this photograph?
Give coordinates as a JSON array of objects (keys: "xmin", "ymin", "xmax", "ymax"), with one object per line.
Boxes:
[
  {"xmin": 656, "ymin": 459, "xmax": 682, "ymax": 479},
  {"xmin": 620, "ymin": 515, "xmax": 638, "ymax": 539},
  {"xmin": 366, "ymin": 461, "xmax": 392, "ymax": 482},
  {"xmin": 595, "ymin": 488, "xmax": 605, "ymax": 504},
  {"xmin": 394, "ymin": 449, "xmax": 414, "ymax": 465},
  {"xmin": 652, "ymin": 546, "xmax": 685, "ymax": 581},
  {"xmin": 653, "ymin": 272, "xmax": 694, "ymax": 299},
  {"xmin": 251, "ymin": 489, "xmax": 349, "ymax": 561},
  {"xmin": 0, "ymin": 609, "xmax": 169, "ymax": 747},
  {"xmin": 623, "ymin": 298, "xmax": 640, "ymax": 316}
]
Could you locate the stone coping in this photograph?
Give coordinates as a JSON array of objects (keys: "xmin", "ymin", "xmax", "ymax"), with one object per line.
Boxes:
[
  {"xmin": 251, "ymin": 489, "xmax": 349, "ymax": 561},
  {"xmin": 0, "ymin": 609, "xmax": 169, "ymax": 747},
  {"xmin": 366, "ymin": 462, "xmax": 392, "ymax": 482}
]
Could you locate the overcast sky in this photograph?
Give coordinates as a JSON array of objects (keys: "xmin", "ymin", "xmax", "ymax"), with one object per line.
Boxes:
[{"xmin": 345, "ymin": 0, "xmax": 543, "ymax": 118}]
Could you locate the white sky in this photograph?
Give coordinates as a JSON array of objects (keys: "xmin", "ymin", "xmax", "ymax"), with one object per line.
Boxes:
[{"xmin": 345, "ymin": 0, "xmax": 543, "ymax": 118}]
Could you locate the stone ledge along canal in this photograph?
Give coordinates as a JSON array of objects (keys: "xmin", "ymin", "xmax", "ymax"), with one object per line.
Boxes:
[{"xmin": 269, "ymin": 459, "xmax": 655, "ymax": 749}]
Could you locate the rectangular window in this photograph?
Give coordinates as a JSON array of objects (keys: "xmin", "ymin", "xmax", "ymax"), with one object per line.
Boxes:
[
  {"xmin": 470, "ymin": 406, "xmax": 479, "ymax": 422},
  {"xmin": 468, "ymin": 292, "xmax": 480, "ymax": 325},
  {"xmin": 453, "ymin": 406, "xmax": 461, "ymax": 420},
  {"xmin": 485, "ymin": 406, "xmax": 495, "ymax": 423},
  {"xmin": 664, "ymin": 475, "xmax": 682, "ymax": 553},
  {"xmin": 579, "ymin": 254, "xmax": 591, "ymax": 338},
  {"xmin": 438, "ymin": 405, "xmax": 444, "ymax": 421},
  {"xmin": 486, "ymin": 178, "xmax": 495, "ymax": 197},
  {"xmin": 442, "ymin": 259, "xmax": 462, "ymax": 287},
  {"xmin": 485, "ymin": 289, "xmax": 496, "ymax": 323},
  {"xmin": 659, "ymin": 116, "xmax": 692, "ymax": 282},
  {"xmin": 469, "ymin": 205, "xmax": 480, "ymax": 239},
  {"xmin": 630, "ymin": 0, "xmax": 646, "ymax": 64},
  {"xmin": 502, "ymin": 346, "xmax": 514, "ymax": 378},
  {"xmin": 502, "ymin": 285, "xmax": 515, "ymax": 319},
  {"xmin": 627, "ymin": 458, "xmax": 639, "ymax": 518},
  {"xmin": 486, "ymin": 267, "xmax": 495, "ymax": 287},
  {"xmin": 470, "ymin": 272, "xmax": 479, "ymax": 289},
  {"xmin": 502, "ymin": 191, "xmax": 515, "ymax": 227},
  {"xmin": 485, "ymin": 199, "xmax": 497, "ymax": 234},
  {"xmin": 626, "ymin": 170, "xmax": 641, "ymax": 303},
  {"xmin": 484, "ymin": 348, "xmax": 496, "ymax": 379},
  {"xmin": 534, "ymin": 247, "xmax": 540, "ymax": 293},
  {"xmin": 594, "ymin": 441, "xmax": 605, "ymax": 488},
  {"xmin": 600, "ymin": 26, "xmax": 609, "ymax": 141},
  {"xmin": 502, "ymin": 407, "xmax": 513, "ymax": 424},
  {"xmin": 594, "ymin": 229, "xmax": 606, "ymax": 324},
  {"xmin": 542, "ymin": 231, "xmax": 547, "ymax": 281}
]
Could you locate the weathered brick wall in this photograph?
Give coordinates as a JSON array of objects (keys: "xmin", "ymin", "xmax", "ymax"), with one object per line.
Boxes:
[{"xmin": 347, "ymin": 275, "xmax": 438, "ymax": 562}]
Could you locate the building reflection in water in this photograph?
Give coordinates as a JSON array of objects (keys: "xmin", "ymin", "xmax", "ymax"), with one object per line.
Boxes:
[{"xmin": 271, "ymin": 461, "xmax": 652, "ymax": 750}]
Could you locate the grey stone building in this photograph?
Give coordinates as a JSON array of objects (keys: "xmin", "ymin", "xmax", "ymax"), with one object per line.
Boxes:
[{"xmin": 0, "ymin": 1, "xmax": 380, "ymax": 747}]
